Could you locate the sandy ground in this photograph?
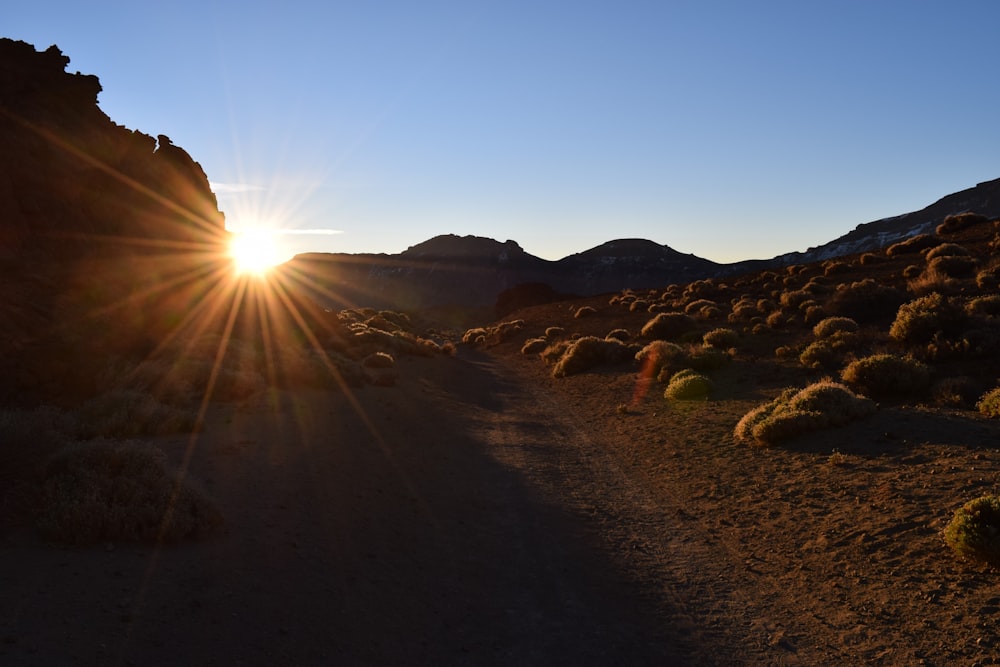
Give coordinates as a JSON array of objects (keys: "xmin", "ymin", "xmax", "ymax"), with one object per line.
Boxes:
[{"xmin": 6, "ymin": 314, "xmax": 1000, "ymax": 665}]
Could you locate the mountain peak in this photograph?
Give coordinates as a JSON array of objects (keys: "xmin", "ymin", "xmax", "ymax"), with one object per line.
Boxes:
[{"xmin": 400, "ymin": 234, "xmax": 529, "ymax": 260}]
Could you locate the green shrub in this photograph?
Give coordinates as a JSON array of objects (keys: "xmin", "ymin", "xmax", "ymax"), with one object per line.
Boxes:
[
  {"xmin": 664, "ymin": 370, "xmax": 713, "ymax": 400},
  {"xmin": 840, "ymin": 354, "xmax": 931, "ymax": 398},
  {"xmin": 812, "ymin": 316, "xmax": 859, "ymax": 339},
  {"xmin": 976, "ymin": 387, "xmax": 1000, "ymax": 417},
  {"xmin": 702, "ymin": 328, "xmax": 738, "ymax": 349},
  {"xmin": 944, "ymin": 495, "xmax": 1000, "ymax": 566},
  {"xmin": 521, "ymin": 338, "xmax": 549, "ymax": 355},
  {"xmin": 38, "ymin": 440, "xmax": 223, "ymax": 545},
  {"xmin": 640, "ymin": 312, "xmax": 697, "ymax": 340},
  {"xmin": 552, "ymin": 336, "xmax": 630, "ymax": 378},
  {"xmin": 734, "ymin": 381, "xmax": 875, "ymax": 446}
]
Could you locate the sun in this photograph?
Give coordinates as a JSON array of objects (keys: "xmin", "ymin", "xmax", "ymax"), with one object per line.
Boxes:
[{"xmin": 228, "ymin": 229, "xmax": 287, "ymax": 275}]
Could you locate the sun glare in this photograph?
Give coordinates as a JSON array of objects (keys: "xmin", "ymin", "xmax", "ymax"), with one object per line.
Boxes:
[{"xmin": 229, "ymin": 229, "xmax": 287, "ymax": 275}]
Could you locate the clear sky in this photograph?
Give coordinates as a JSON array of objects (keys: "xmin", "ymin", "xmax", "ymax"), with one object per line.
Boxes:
[{"xmin": 5, "ymin": 1, "xmax": 999, "ymax": 263}]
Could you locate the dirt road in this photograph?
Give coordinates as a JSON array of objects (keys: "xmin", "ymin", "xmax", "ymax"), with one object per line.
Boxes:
[{"xmin": 1, "ymin": 351, "xmax": 690, "ymax": 665}]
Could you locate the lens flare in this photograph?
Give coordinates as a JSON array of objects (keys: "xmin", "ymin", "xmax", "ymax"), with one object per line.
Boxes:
[{"xmin": 229, "ymin": 229, "xmax": 287, "ymax": 275}]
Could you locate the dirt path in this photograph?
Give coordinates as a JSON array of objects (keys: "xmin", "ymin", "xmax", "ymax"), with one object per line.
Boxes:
[{"xmin": 1, "ymin": 351, "xmax": 690, "ymax": 665}]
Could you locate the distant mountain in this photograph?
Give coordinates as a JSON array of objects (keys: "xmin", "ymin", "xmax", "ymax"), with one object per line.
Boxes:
[
  {"xmin": 285, "ymin": 235, "xmax": 721, "ymax": 316},
  {"xmin": 727, "ymin": 177, "xmax": 1000, "ymax": 273}
]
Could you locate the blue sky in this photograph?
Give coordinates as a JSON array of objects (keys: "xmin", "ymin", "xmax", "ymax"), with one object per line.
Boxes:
[{"xmin": 5, "ymin": 1, "xmax": 998, "ymax": 263}]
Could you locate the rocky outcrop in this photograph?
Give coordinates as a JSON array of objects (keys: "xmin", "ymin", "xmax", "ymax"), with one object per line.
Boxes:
[{"xmin": 0, "ymin": 39, "xmax": 228, "ymax": 400}]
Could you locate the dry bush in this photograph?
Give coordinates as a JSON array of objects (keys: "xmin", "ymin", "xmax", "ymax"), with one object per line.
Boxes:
[
  {"xmin": 889, "ymin": 293, "xmax": 967, "ymax": 344},
  {"xmin": 605, "ymin": 328, "xmax": 630, "ymax": 342},
  {"xmin": 688, "ymin": 347, "xmax": 730, "ymax": 372},
  {"xmin": 976, "ymin": 387, "xmax": 1000, "ymax": 418},
  {"xmin": 521, "ymin": 338, "xmax": 549, "ymax": 355},
  {"xmin": 734, "ymin": 381, "xmax": 875, "ymax": 446},
  {"xmin": 823, "ymin": 261, "xmax": 850, "ymax": 277},
  {"xmin": 840, "ymin": 354, "xmax": 931, "ymax": 399},
  {"xmin": 38, "ymin": 440, "xmax": 223, "ymax": 545},
  {"xmin": 826, "ymin": 278, "xmax": 907, "ymax": 324},
  {"xmin": 886, "ymin": 233, "xmax": 942, "ymax": 257},
  {"xmin": 575, "ymin": 305, "xmax": 598, "ymax": 318},
  {"xmin": 664, "ymin": 369, "xmax": 713, "ymax": 401},
  {"xmin": 932, "ymin": 376, "xmax": 982, "ymax": 408},
  {"xmin": 74, "ymin": 389, "xmax": 198, "ymax": 440},
  {"xmin": 976, "ymin": 267, "xmax": 1000, "ymax": 291},
  {"xmin": 640, "ymin": 312, "xmax": 697, "ymax": 340},
  {"xmin": 362, "ymin": 352, "xmax": 395, "ymax": 368},
  {"xmin": 925, "ymin": 254, "xmax": 977, "ymax": 280},
  {"xmin": 860, "ymin": 252, "xmax": 887, "ymax": 266},
  {"xmin": 798, "ymin": 332, "xmax": 862, "ymax": 370},
  {"xmin": 461, "ymin": 327, "xmax": 487, "ymax": 344},
  {"xmin": 628, "ymin": 300, "xmax": 649, "ymax": 313},
  {"xmin": 944, "ymin": 495, "xmax": 1000, "ymax": 566},
  {"xmin": 541, "ymin": 340, "xmax": 572, "ymax": 366},
  {"xmin": 779, "ymin": 289, "xmax": 812, "ymax": 310},
  {"xmin": 461, "ymin": 320, "xmax": 524, "ymax": 346},
  {"xmin": 635, "ymin": 340, "xmax": 688, "ymax": 376},
  {"xmin": 552, "ymin": 336, "xmax": 631, "ymax": 378},
  {"xmin": 684, "ymin": 299, "xmax": 718, "ymax": 317},
  {"xmin": 812, "ymin": 316, "xmax": 859, "ymax": 339},
  {"xmin": 703, "ymin": 328, "xmax": 739, "ymax": 349},
  {"xmin": 544, "ymin": 326, "xmax": 566, "ymax": 339},
  {"xmin": 902, "ymin": 264, "xmax": 923, "ymax": 280},
  {"xmin": 925, "ymin": 243, "xmax": 971, "ymax": 260},
  {"xmin": 967, "ymin": 295, "xmax": 1000, "ymax": 318},
  {"xmin": 937, "ymin": 212, "xmax": 990, "ymax": 235}
]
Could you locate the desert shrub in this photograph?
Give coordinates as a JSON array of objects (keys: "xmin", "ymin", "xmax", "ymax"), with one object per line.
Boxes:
[
  {"xmin": 925, "ymin": 254, "xmax": 978, "ymax": 280},
  {"xmin": 977, "ymin": 268, "xmax": 1000, "ymax": 291},
  {"xmin": 756, "ymin": 298, "xmax": 777, "ymax": 314},
  {"xmin": 823, "ymin": 261, "xmax": 850, "ymax": 277},
  {"xmin": 362, "ymin": 352, "xmax": 395, "ymax": 368},
  {"xmin": 734, "ymin": 381, "xmax": 875, "ymax": 446},
  {"xmin": 779, "ymin": 289, "xmax": 812, "ymax": 309},
  {"xmin": 75, "ymin": 390, "xmax": 197, "ymax": 440},
  {"xmin": 826, "ymin": 278, "xmax": 907, "ymax": 324},
  {"xmin": 38, "ymin": 440, "xmax": 223, "ymax": 545},
  {"xmin": 859, "ymin": 252, "xmax": 887, "ymax": 265},
  {"xmin": 688, "ymin": 347, "xmax": 730, "ymax": 371},
  {"xmin": 640, "ymin": 312, "xmax": 697, "ymax": 340},
  {"xmin": 944, "ymin": 495, "xmax": 1000, "ymax": 566},
  {"xmin": 886, "ymin": 233, "xmax": 941, "ymax": 257},
  {"xmin": 605, "ymin": 328, "xmax": 630, "ymax": 342},
  {"xmin": 627, "ymin": 300, "xmax": 649, "ymax": 313},
  {"xmin": 461, "ymin": 327, "xmax": 487, "ymax": 344},
  {"xmin": 552, "ymin": 336, "xmax": 630, "ymax": 378},
  {"xmin": 521, "ymin": 338, "xmax": 549, "ymax": 355},
  {"xmin": 803, "ymin": 305, "xmax": 826, "ymax": 326},
  {"xmin": 812, "ymin": 316, "xmax": 859, "ymax": 339},
  {"xmin": 766, "ymin": 310, "xmax": 792, "ymax": 328},
  {"xmin": 902, "ymin": 264, "xmax": 923, "ymax": 279},
  {"xmin": 967, "ymin": 295, "xmax": 1000, "ymax": 318},
  {"xmin": 664, "ymin": 370, "xmax": 713, "ymax": 401},
  {"xmin": 933, "ymin": 376, "xmax": 982, "ymax": 408},
  {"xmin": 937, "ymin": 212, "xmax": 990, "ymax": 235},
  {"xmin": 798, "ymin": 332, "xmax": 862, "ymax": 370},
  {"xmin": 840, "ymin": 354, "xmax": 931, "ymax": 398},
  {"xmin": 976, "ymin": 388, "xmax": 1000, "ymax": 418},
  {"xmin": 703, "ymin": 327, "xmax": 739, "ymax": 349},
  {"xmin": 540, "ymin": 340, "xmax": 572, "ymax": 365},
  {"xmin": 684, "ymin": 299, "xmax": 718, "ymax": 316},
  {"xmin": 544, "ymin": 326, "xmax": 566, "ymax": 339},
  {"xmin": 635, "ymin": 340, "xmax": 688, "ymax": 376},
  {"xmin": 925, "ymin": 243, "xmax": 971, "ymax": 260},
  {"xmin": 575, "ymin": 306, "xmax": 598, "ymax": 318},
  {"xmin": 889, "ymin": 293, "xmax": 967, "ymax": 344}
]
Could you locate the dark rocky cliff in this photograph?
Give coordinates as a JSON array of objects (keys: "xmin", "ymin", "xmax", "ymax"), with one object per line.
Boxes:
[{"xmin": 0, "ymin": 39, "xmax": 228, "ymax": 400}]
